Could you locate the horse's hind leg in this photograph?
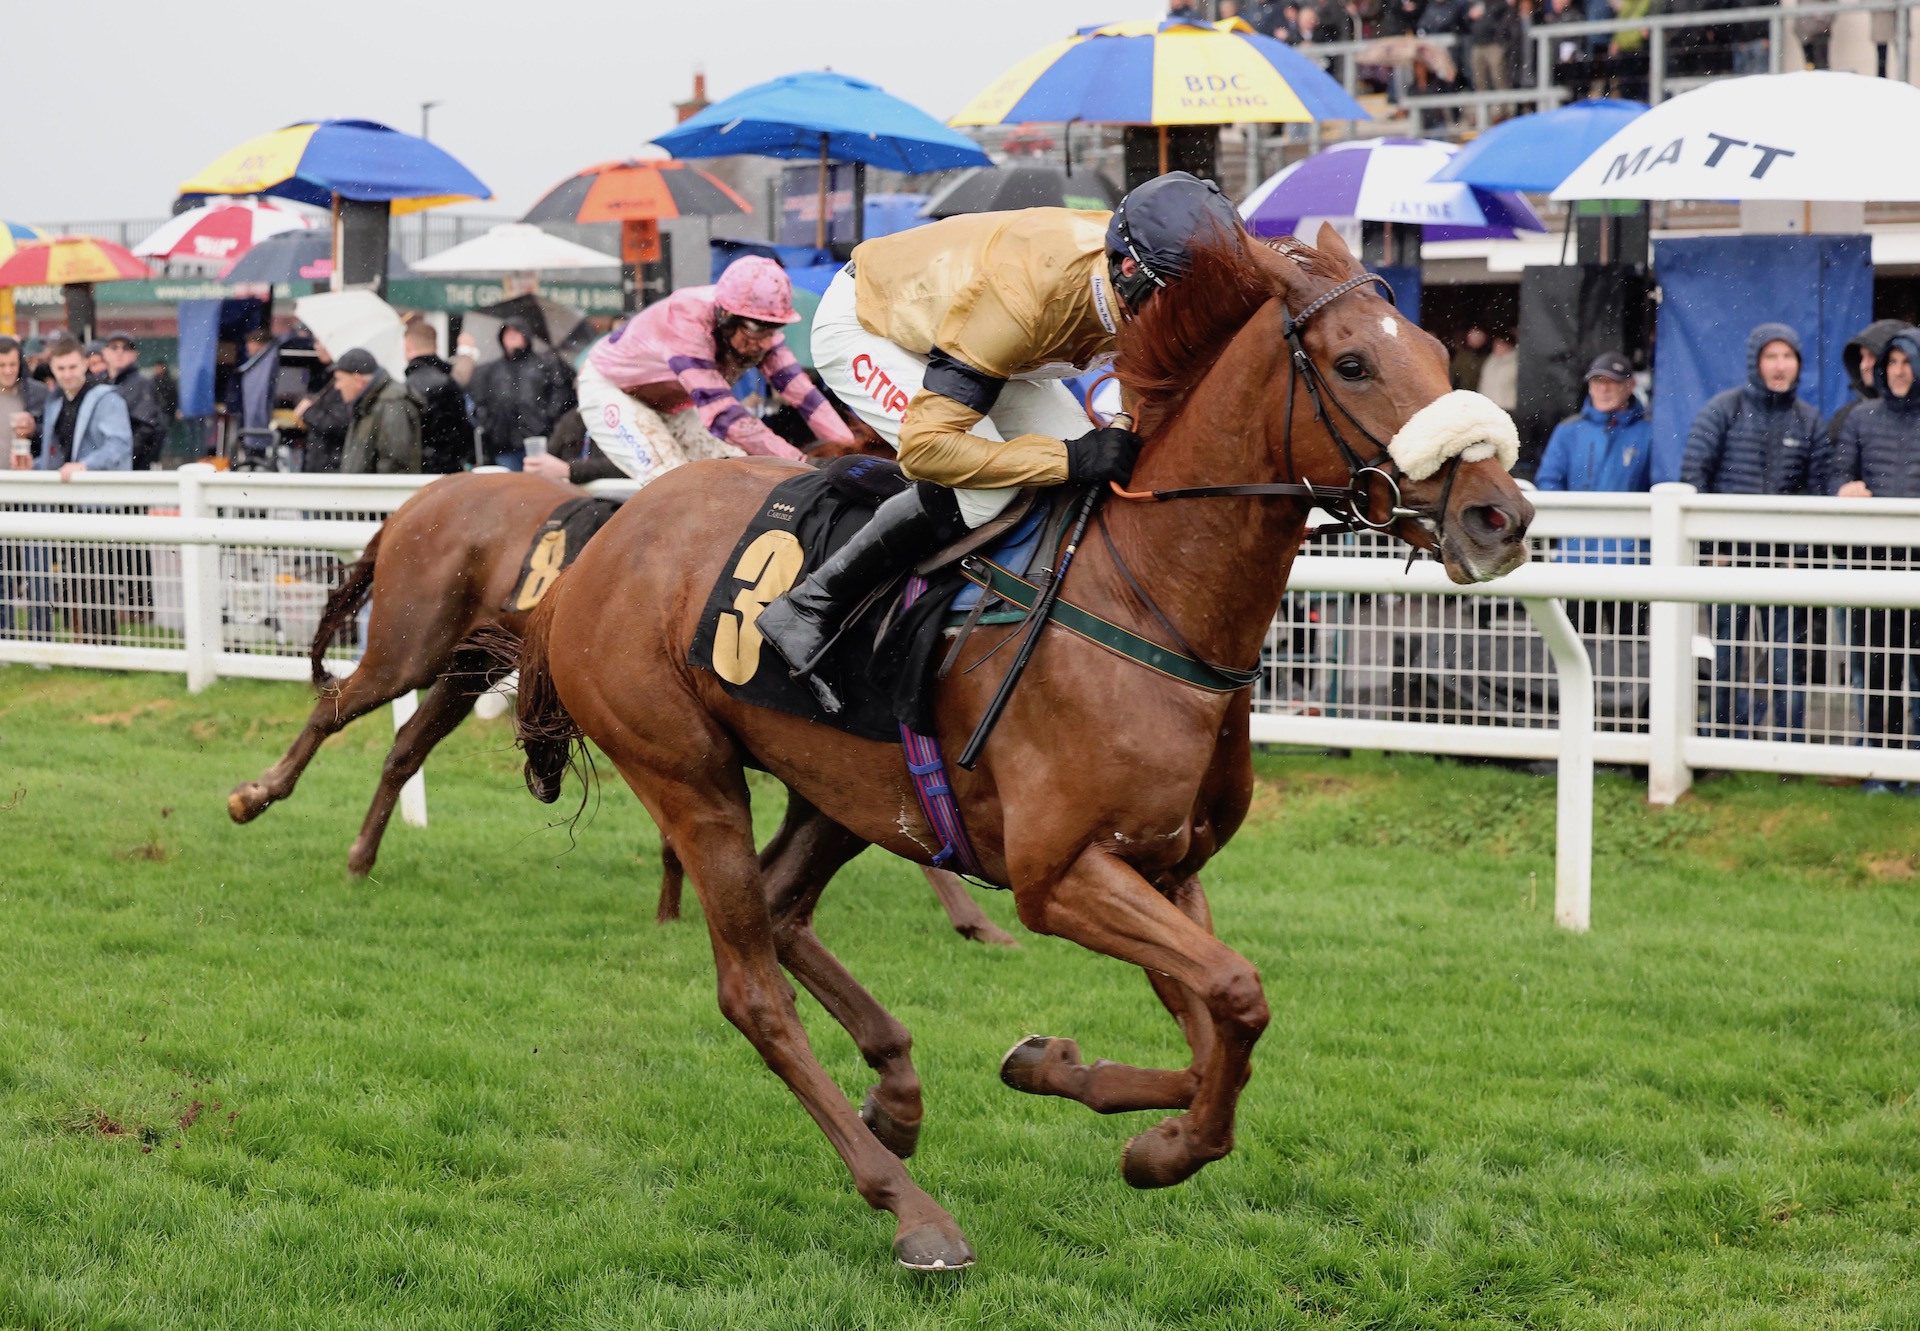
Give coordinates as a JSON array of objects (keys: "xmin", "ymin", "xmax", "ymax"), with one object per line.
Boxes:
[
  {"xmin": 922, "ymin": 867, "xmax": 1018, "ymax": 947},
  {"xmin": 228, "ymin": 656, "xmax": 434, "ymax": 825},
  {"xmin": 758, "ymin": 796, "xmax": 926, "ymax": 1160},
  {"xmin": 631, "ymin": 758, "xmax": 972, "ymax": 1269},
  {"xmin": 655, "ymin": 838, "xmax": 684, "ymax": 923},
  {"xmin": 1013, "ymin": 860, "xmax": 1268, "ymax": 1190},
  {"xmin": 1000, "ymin": 875, "xmax": 1216, "ymax": 1113},
  {"xmin": 346, "ymin": 661, "xmax": 485, "ymax": 877}
]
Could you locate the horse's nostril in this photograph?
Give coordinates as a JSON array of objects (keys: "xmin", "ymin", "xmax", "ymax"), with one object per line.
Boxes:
[{"xmin": 1483, "ymin": 506, "xmax": 1508, "ymax": 532}]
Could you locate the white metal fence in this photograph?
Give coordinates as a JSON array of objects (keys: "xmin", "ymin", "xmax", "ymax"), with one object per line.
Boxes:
[{"xmin": 5, "ymin": 468, "xmax": 1920, "ymax": 931}]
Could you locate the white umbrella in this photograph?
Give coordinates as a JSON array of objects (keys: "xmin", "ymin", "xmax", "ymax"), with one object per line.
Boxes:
[
  {"xmin": 410, "ymin": 223, "xmax": 617, "ymax": 274},
  {"xmin": 294, "ymin": 289, "xmax": 407, "ymax": 378},
  {"xmin": 1553, "ymin": 71, "xmax": 1920, "ymax": 202}
]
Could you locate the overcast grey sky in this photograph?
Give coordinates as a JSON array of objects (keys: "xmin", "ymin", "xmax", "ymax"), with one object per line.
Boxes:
[{"xmin": 1, "ymin": 0, "xmax": 1129, "ymax": 224}]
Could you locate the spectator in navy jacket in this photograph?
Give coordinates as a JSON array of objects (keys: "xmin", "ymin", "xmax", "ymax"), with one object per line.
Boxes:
[
  {"xmin": 1681, "ymin": 322, "xmax": 1825, "ymax": 741},
  {"xmin": 1823, "ymin": 318, "xmax": 1906, "ymax": 475},
  {"xmin": 1828, "ymin": 325, "xmax": 1920, "ymax": 784}
]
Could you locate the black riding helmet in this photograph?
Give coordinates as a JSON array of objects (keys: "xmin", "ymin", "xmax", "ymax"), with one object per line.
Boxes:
[{"xmin": 1105, "ymin": 171, "xmax": 1243, "ymax": 310}]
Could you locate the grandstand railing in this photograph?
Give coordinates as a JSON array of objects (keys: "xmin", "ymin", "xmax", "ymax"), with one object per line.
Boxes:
[
  {"xmin": 1296, "ymin": 0, "xmax": 1919, "ymax": 141},
  {"xmin": 6, "ymin": 467, "xmax": 1920, "ymax": 932}
]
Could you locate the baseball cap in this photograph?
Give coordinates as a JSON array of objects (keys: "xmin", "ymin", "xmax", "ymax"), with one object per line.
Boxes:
[
  {"xmin": 333, "ymin": 348, "xmax": 379, "ymax": 375},
  {"xmin": 83, "ymin": 339, "xmax": 107, "ymax": 356},
  {"xmin": 1585, "ymin": 352, "xmax": 1634, "ymax": 382},
  {"xmin": 103, "ymin": 331, "xmax": 138, "ymax": 349}
]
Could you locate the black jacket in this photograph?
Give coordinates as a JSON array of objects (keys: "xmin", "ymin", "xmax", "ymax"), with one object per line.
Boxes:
[
  {"xmin": 549, "ymin": 408, "xmax": 625, "ymax": 484},
  {"xmin": 406, "ymin": 353, "xmax": 474, "ymax": 473},
  {"xmin": 1824, "ymin": 318, "xmax": 1906, "ymax": 452},
  {"xmin": 467, "ymin": 317, "xmax": 576, "ymax": 464},
  {"xmin": 1469, "ymin": 0, "xmax": 1521, "ymax": 45},
  {"xmin": 1828, "ymin": 327, "xmax": 1920, "ymax": 499},
  {"xmin": 108, "ymin": 364, "xmax": 165, "ymax": 470},
  {"xmin": 299, "ymin": 369, "xmax": 353, "ymax": 474},
  {"xmin": 1680, "ymin": 322, "xmax": 1824, "ymax": 496}
]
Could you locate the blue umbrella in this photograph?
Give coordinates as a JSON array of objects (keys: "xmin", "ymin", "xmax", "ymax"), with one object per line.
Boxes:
[
  {"xmin": 653, "ymin": 72, "xmax": 991, "ymax": 173},
  {"xmin": 1429, "ymin": 99, "xmax": 1647, "ymax": 194}
]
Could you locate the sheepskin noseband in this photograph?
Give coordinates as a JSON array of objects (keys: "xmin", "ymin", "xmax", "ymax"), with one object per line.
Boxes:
[{"xmin": 1386, "ymin": 390, "xmax": 1520, "ymax": 482}]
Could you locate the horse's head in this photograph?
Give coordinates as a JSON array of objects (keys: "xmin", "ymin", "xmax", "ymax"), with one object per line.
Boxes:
[
  {"xmin": 1256, "ymin": 225, "xmax": 1533, "ymax": 583},
  {"xmin": 1117, "ymin": 224, "xmax": 1533, "ymax": 585}
]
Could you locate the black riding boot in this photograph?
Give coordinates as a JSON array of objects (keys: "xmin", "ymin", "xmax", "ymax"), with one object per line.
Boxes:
[{"xmin": 757, "ymin": 484, "xmax": 964, "ymax": 713}]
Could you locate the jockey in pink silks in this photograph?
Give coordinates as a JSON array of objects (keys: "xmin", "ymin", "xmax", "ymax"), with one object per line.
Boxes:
[{"xmin": 569, "ymin": 255, "xmax": 852, "ymax": 483}]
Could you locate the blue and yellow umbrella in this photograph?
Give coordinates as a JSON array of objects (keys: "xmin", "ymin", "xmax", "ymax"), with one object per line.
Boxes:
[
  {"xmin": 178, "ymin": 119, "xmax": 491, "ymax": 215},
  {"xmin": 951, "ymin": 18, "xmax": 1368, "ymax": 128}
]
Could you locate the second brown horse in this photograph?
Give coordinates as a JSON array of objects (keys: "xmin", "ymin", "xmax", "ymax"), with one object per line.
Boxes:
[{"xmin": 226, "ymin": 470, "xmax": 1014, "ymax": 944}]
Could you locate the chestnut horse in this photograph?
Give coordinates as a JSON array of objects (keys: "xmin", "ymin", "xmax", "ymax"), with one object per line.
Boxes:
[
  {"xmin": 225, "ymin": 470, "xmax": 1014, "ymax": 945},
  {"xmin": 510, "ymin": 227, "xmax": 1536, "ymax": 1269}
]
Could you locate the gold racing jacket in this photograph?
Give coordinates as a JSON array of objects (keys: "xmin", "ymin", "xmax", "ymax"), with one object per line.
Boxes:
[{"xmin": 850, "ymin": 208, "xmax": 1123, "ymax": 490}]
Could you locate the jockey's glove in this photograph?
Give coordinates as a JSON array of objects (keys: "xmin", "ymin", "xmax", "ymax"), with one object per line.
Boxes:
[{"xmin": 1064, "ymin": 426, "xmax": 1144, "ymax": 486}]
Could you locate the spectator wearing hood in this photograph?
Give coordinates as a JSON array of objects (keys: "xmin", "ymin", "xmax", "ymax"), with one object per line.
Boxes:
[
  {"xmin": 1823, "ymin": 317, "xmax": 1907, "ymax": 480},
  {"xmin": 467, "ymin": 316, "xmax": 575, "ymax": 470},
  {"xmin": 334, "ymin": 348, "xmax": 422, "ymax": 475},
  {"xmin": 1682, "ymin": 321, "xmax": 1825, "ymax": 741},
  {"xmin": 1828, "ymin": 325, "xmax": 1920, "ymax": 784},
  {"xmin": 403, "ymin": 321, "xmax": 475, "ymax": 473}
]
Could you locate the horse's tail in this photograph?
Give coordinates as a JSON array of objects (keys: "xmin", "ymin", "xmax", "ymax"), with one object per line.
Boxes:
[
  {"xmin": 310, "ymin": 527, "xmax": 382, "ymax": 690},
  {"xmin": 513, "ymin": 579, "xmax": 584, "ymax": 804}
]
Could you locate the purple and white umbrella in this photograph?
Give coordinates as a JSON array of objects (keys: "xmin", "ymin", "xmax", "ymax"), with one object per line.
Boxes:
[{"xmin": 1240, "ymin": 137, "xmax": 1545, "ymax": 242}]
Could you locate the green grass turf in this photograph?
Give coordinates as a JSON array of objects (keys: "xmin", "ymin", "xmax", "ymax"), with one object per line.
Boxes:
[{"xmin": 3, "ymin": 668, "xmax": 1919, "ymax": 1330}]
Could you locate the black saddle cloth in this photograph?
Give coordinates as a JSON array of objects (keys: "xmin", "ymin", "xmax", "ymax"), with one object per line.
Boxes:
[
  {"xmin": 503, "ymin": 495, "xmax": 623, "ymax": 612},
  {"xmin": 689, "ymin": 456, "xmax": 973, "ymax": 743}
]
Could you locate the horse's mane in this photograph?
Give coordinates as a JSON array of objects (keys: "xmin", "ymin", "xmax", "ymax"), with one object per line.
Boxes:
[{"xmin": 1115, "ymin": 233, "xmax": 1354, "ymax": 437}]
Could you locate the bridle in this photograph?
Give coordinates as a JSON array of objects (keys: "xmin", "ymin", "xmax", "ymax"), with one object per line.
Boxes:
[
  {"xmin": 1109, "ymin": 268, "xmax": 1462, "ymax": 549},
  {"xmin": 1087, "ymin": 266, "xmax": 1467, "ymax": 689}
]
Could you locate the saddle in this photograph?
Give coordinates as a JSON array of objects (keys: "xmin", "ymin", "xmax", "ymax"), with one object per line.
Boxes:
[
  {"xmin": 503, "ymin": 495, "xmax": 624, "ymax": 612},
  {"xmin": 687, "ymin": 456, "xmax": 1069, "ymax": 745}
]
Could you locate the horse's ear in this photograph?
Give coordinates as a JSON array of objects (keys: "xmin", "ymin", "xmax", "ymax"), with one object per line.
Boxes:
[{"xmin": 1314, "ymin": 222, "xmax": 1366, "ymax": 280}]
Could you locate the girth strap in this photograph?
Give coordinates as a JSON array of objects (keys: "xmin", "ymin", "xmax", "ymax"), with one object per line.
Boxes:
[{"xmin": 958, "ymin": 557, "xmax": 1260, "ymax": 694}]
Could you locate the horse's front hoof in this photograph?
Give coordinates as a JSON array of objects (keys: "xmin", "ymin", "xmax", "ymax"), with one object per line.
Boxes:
[
  {"xmin": 998, "ymin": 1035, "xmax": 1078, "ymax": 1096},
  {"xmin": 1121, "ymin": 1119, "xmax": 1213, "ymax": 1190},
  {"xmin": 893, "ymin": 1219, "xmax": 974, "ymax": 1272},
  {"xmin": 346, "ymin": 841, "xmax": 377, "ymax": 878},
  {"xmin": 860, "ymin": 1087, "xmax": 921, "ymax": 1159},
  {"xmin": 227, "ymin": 783, "xmax": 269, "ymax": 824}
]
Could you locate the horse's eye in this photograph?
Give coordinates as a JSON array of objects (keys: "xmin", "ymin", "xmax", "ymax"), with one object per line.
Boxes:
[{"xmin": 1335, "ymin": 355, "xmax": 1369, "ymax": 382}]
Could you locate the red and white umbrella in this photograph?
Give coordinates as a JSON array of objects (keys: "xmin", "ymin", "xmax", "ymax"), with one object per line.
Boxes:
[{"xmin": 133, "ymin": 200, "xmax": 313, "ymax": 263}]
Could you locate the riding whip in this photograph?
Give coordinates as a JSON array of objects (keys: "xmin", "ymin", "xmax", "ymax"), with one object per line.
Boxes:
[{"xmin": 956, "ymin": 413, "xmax": 1127, "ymax": 770}]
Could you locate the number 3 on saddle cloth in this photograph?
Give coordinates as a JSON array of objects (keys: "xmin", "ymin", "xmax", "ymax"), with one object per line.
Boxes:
[{"xmin": 689, "ymin": 456, "xmax": 1058, "ymax": 883}]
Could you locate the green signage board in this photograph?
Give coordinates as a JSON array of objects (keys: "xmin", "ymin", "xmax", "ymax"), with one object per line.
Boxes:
[{"xmin": 8, "ymin": 277, "xmax": 626, "ymax": 314}]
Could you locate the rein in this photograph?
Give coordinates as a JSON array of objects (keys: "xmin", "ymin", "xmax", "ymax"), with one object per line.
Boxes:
[
  {"xmin": 1096, "ymin": 268, "xmax": 1464, "ymax": 687},
  {"xmin": 1110, "ymin": 269, "xmax": 1461, "ymax": 542}
]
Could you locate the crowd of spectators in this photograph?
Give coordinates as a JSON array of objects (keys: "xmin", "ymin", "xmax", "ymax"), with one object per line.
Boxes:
[
  {"xmin": 1486, "ymin": 311, "xmax": 1919, "ymax": 783},
  {"xmin": 1205, "ymin": 0, "xmax": 1891, "ymax": 117}
]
